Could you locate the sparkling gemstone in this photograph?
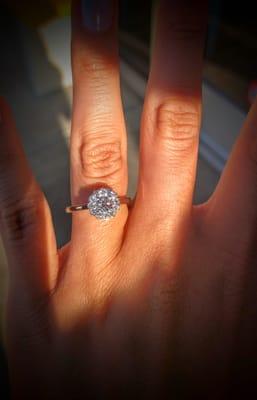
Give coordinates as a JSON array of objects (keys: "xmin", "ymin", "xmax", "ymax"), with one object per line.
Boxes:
[{"xmin": 87, "ymin": 188, "xmax": 120, "ymax": 220}]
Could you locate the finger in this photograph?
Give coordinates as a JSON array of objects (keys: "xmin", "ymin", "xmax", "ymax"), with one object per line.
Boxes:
[
  {"xmin": 131, "ymin": 0, "xmax": 207, "ymax": 250},
  {"xmin": 199, "ymin": 96, "xmax": 257, "ymax": 359},
  {"xmin": 204, "ymin": 98, "xmax": 257, "ymax": 251},
  {"xmin": 69, "ymin": 0, "xmax": 128, "ymax": 266},
  {"xmin": 0, "ymin": 98, "xmax": 58, "ymax": 298}
]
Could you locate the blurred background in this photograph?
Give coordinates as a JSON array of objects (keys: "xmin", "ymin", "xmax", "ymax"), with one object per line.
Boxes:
[{"xmin": 0, "ymin": 0, "xmax": 256, "ymax": 396}]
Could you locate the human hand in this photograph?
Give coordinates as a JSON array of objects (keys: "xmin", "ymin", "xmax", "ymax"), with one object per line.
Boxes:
[{"xmin": 1, "ymin": 0, "xmax": 257, "ymax": 398}]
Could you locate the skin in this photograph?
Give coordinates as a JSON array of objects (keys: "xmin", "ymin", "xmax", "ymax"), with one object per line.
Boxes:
[{"xmin": 0, "ymin": 0, "xmax": 257, "ymax": 398}]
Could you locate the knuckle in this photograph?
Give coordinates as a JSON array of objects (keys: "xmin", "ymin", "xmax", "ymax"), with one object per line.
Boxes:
[
  {"xmin": 167, "ymin": 6, "xmax": 206, "ymax": 42},
  {"xmin": 79, "ymin": 134, "xmax": 122, "ymax": 182},
  {"xmin": 2, "ymin": 193, "xmax": 43, "ymax": 243},
  {"xmin": 73, "ymin": 53, "xmax": 115, "ymax": 81},
  {"xmin": 78, "ymin": 58, "xmax": 107, "ymax": 75},
  {"xmin": 155, "ymin": 99, "xmax": 200, "ymax": 153},
  {"xmin": 168, "ymin": 20, "xmax": 204, "ymax": 41}
]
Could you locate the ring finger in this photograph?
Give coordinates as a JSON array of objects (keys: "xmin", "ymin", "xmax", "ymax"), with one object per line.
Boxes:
[{"xmin": 69, "ymin": 1, "xmax": 128, "ymax": 265}]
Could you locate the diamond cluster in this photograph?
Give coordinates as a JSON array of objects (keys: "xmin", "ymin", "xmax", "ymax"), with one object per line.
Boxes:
[{"xmin": 87, "ymin": 188, "xmax": 120, "ymax": 220}]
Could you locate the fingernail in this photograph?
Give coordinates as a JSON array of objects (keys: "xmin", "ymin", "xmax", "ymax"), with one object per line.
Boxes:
[{"xmin": 81, "ymin": 0, "xmax": 114, "ymax": 33}]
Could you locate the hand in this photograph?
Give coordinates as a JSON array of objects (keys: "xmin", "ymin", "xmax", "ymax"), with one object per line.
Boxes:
[{"xmin": 1, "ymin": 1, "xmax": 257, "ymax": 398}]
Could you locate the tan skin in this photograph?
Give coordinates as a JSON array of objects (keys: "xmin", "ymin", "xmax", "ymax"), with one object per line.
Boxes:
[{"xmin": 0, "ymin": 0, "xmax": 257, "ymax": 398}]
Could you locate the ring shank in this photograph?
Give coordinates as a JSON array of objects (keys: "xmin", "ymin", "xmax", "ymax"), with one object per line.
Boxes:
[
  {"xmin": 65, "ymin": 196, "xmax": 132, "ymax": 213},
  {"xmin": 65, "ymin": 204, "xmax": 88, "ymax": 213}
]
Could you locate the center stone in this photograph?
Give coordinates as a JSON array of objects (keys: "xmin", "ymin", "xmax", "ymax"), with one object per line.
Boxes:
[{"xmin": 87, "ymin": 188, "xmax": 120, "ymax": 220}]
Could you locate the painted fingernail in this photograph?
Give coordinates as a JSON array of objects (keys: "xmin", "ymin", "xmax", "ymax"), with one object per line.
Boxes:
[{"xmin": 81, "ymin": 0, "xmax": 114, "ymax": 33}]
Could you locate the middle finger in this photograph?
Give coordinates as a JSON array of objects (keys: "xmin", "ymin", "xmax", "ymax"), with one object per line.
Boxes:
[{"xmin": 130, "ymin": 0, "xmax": 207, "ymax": 255}]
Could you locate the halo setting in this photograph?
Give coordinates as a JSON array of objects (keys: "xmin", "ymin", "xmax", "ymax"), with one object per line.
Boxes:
[{"xmin": 87, "ymin": 188, "xmax": 120, "ymax": 220}]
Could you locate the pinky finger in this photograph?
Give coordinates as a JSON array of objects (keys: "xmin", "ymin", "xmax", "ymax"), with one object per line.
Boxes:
[
  {"xmin": 0, "ymin": 98, "xmax": 58, "ymax": 299},
  {"xmin": 203, "ymin": 98, "xmax": 257, "ymax": 251}
]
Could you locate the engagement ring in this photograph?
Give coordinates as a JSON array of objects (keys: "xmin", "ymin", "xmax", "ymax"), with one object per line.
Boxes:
[{"xmin": 65, "ymin": 188, "xmax": 131, "ymax": 220}]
